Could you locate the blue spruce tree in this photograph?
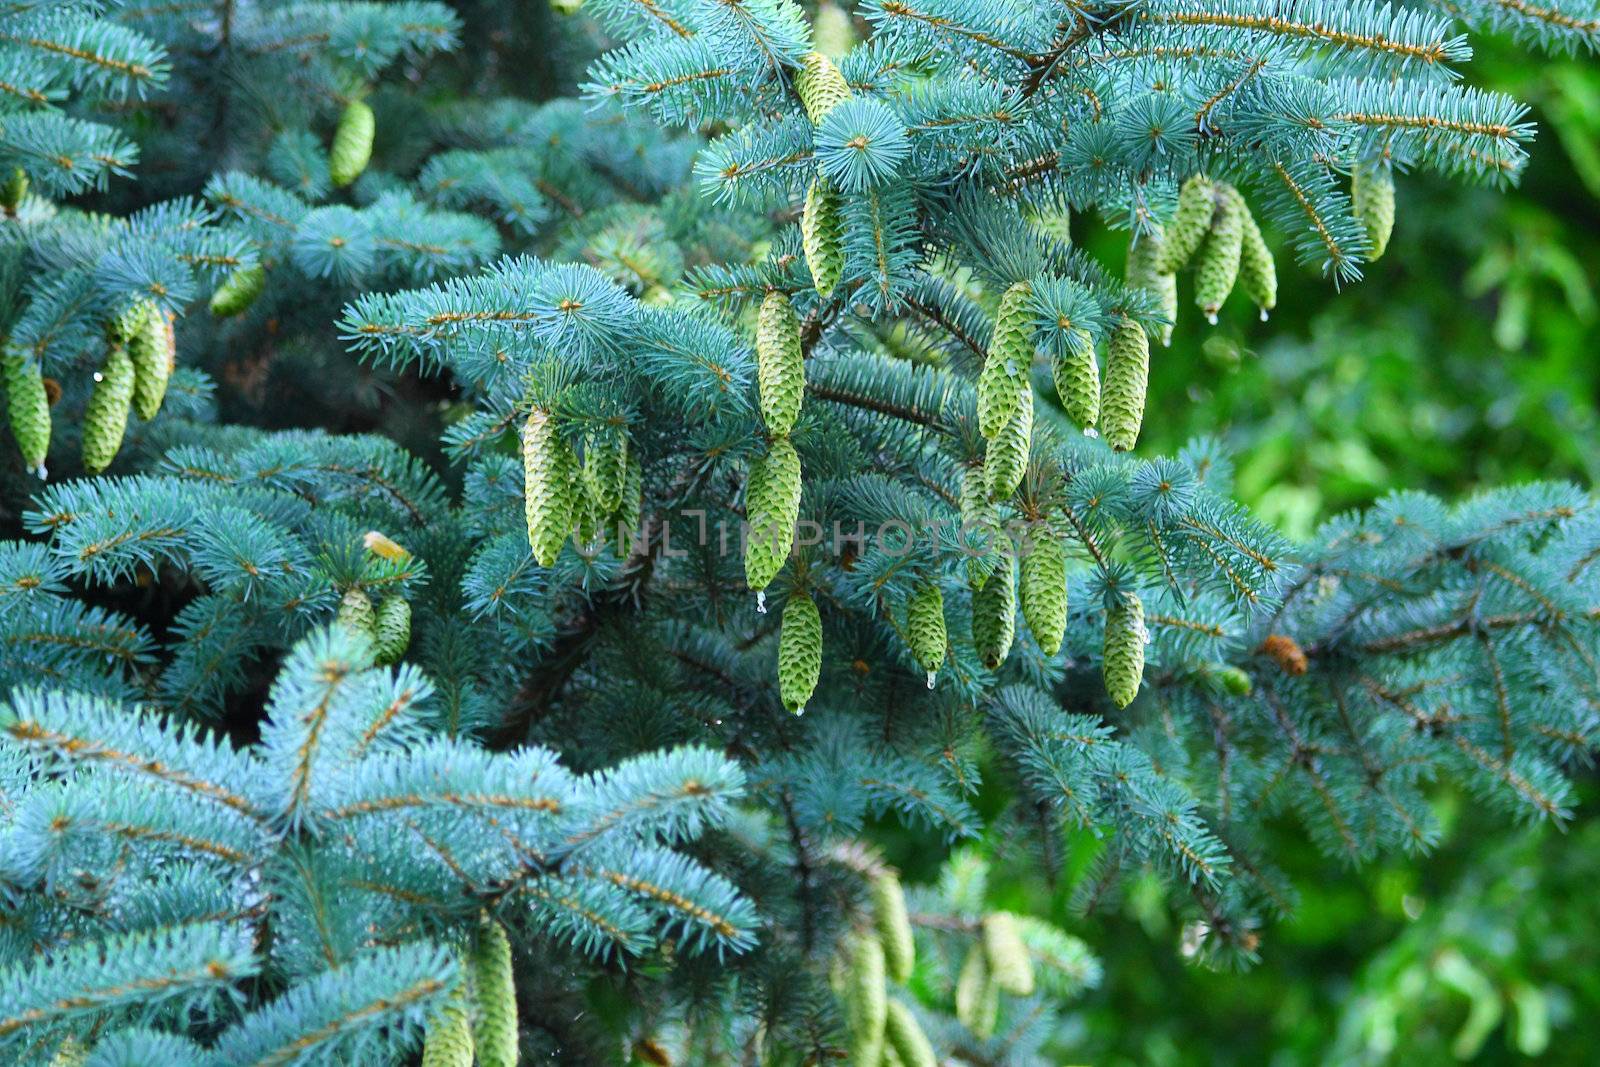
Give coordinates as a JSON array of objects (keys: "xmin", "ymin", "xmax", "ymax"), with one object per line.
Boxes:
[{"xmin": 1, "ymin": 0, "xmax": 1597, "ymax": 1062}]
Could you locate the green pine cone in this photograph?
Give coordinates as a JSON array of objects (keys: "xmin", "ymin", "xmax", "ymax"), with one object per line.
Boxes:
[
  {"xmin": 985, "ymin": 383, "xmax": 1031, "ymax": 501},
  {"xmin": 1, "ymin": 166, "xmax": 26, "ymax": 214},
  {"xmin": 794, "ymin": 52, "xmax": 851, "ymax": 123},
  {"xmin": 883, "ymin": 999, "xmax": 936, "ymax": 1067},
  {"xmin": 1019, "ymin": 525, "xmax": 1067, "ymax": 657},
  {"xmin": 906, "ymin": 582, "xmax": 947, "ymax": 682},
  {"xmin": 4, "ymin": 351, "xmax": 50, "ymax": 477},
  {"xmin": 981, "ymin": 911, "xmax": 1035, "ymax": 996},
  {"xmin": 471, "ymin": 916, "xmax": 519, "ymax": 1067},
  {"xmin": 757, "ymin": 290, "xmax": 805, "ymax": 436},
  {"xmin": 1238, "ymin": 199, "xmax": 1277, "ymax": 317},
  {"xmin": 1103, "ymin": 591, "xmax": 1148, "ymax": 709},
  {"xmin": 421, "ymin": 969, "xmax": 475, "ymax": 1067},
  {"xmin": 582, "ymin": 428, "xmax": 628, "ymax": 514},
  {"xmin": 82, "ymin": 343, "xmax": 135, "ymax": 474},
  {"xmin": 211, "ymin": 264, "xmax": 267, "ymax": 318},
  {"xmin": 329, "ymin": 99, "xmax": 376, "ymax": 187},
  {"xmin": 802, "ymin": 177, "xmax": 844, "ymax": 297},
  {"xmin": 971, "ymin": 537, "xmax": 1016, "ymax": 670},
  {"xmin": 1352, "ymin": 162, "xmax": 1395, "ymax": 260},
  {"xmin": 523, "ymin": 408, "xmax": 576, "ymax": 567},
  {"xmin": 744, "ymin": 435, "xmax": 803, "ymax": 596},
  {"xmin": 1217, "ymin": 664, "xmax": 1253, "ymax": 696},
  {"xmin": 1127, "ymin": 230, "xmax": 1177, "ymax": 347},
  {"xmin": 959, "ymin": 465, "xmax": 1001, "ymax": 592},
  {"xmin": 871, "ymin": 871, "xmax": 915, "ymax": 983},
  {"xmin": 1194, "ymin": 189, "xmax": 1244, "ymax": 323},
  {"xmin": 954, "ymin": 945, "xmax": 998, "ymax": 1039},
  {"xmin": 1050, "ymin": 327, "xmax": 1098, "ymax": 434},
  {"xmin": 336, "ymin": 588, "xmax": 377, "ymax": 641},
  {"xmin": 778, "ymin": 592, "xmax": 822, "ymax": 714},
  {"xmin": 847, "ymin": 934, "xmax": 888, "ymax": 1066},
  {"xmin": 372, "ymin": 593, "xmax": 411, "ymax": 665},
  {"xmin": 977, "ymin": 282, "xmax": 1032, "ymax": 439},
  {"xmin": 129, "ymin": 301, "xmax": 173, "ymax": 421},
  {"xmin": 1100, "ymin": 317, "xmax": 1149, "ymax": 453},
  {"xmin": 610, "ymin": 453, "xmax": 644, "ymax": 557},
  {"xmin": 1154, "ymin": 174, "xmax": 1216, "ymax": 273}
]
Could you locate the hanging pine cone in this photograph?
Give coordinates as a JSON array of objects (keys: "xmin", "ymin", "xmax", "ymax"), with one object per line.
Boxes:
[
  {"xmin": 523, "ymin": 407, "xmax": 577, "ymax": 567},
  {"xmin": 421, "ymin": 967, "xmax": 475, "ymax": 1067},
  {"xmin": 82, "ymin": 343, "xmax": 135, "ymax": 474},
  {"xmin": 1127, "ymin": 229, "xmax": 1177, "ymax": 347},
  {"xmin": 744, "ymin": 435, "xmax": 803, "ymax": 600},
  {"xmin": 1019, "ymin": 524, "xmax": 1067, "ymax": 657},
  {"xmin": 1103, "ymin": 591, "xmax": 1148, "ymax": 708},
  {"xmin": 757, "ymin": 290, "xmax": 805, "ymax": 436},
  {"xmin": 128, "ymin": 301, "xmax": 173, "ymax": 421},
  {"xmin": 1, "ymin": 167, "xmax": 26, "ymax": 214},
  {"xmin": 871, "ymin": 871, "xmax": 915, "ymax": 983},
  {"xmin": 582, "ymin": 427, "xmax": 628, "ymax": 514},
  {"xmin": 1237, "ymin": 198, "xmax": 1277, "ymax": 318},
  {"xmin": 611, "ymin": 453, "xmax": 643, "ymax": 558},
  {"xmin": 955, "ymin": 945, "xmax": 998, "ymax": 1039},
  {"xmin": 372, "ymin": 593, "xmax": 411, "ymax": 666},
  {"xmin": 329, "ymin": 98, "xmax": 376, "ymax": 187},
  {"xmin": 846, "ymin": 934, "xmax": 888, "ymax": 1065},
  {"xmin": 336, "ymin": 588, "xmax": 377, "ymax": 641},
  {"xmin": 884, "ymin": 999, "xmax": 936, "ymax": 1067},
  {"xmin": 906, "ymin": 582, "xmax": 947, "ymax": 684},
  {"xmin": 802, "ymin": 178, "xmax": 844, "ymax": 297},
  {"xmin": 794, "ymin": 52, "xmax": 851, "ymax": 123},
  {"xmin": 1100, "ymin": 316, "xmax": 1149, "ymax": 453},
  {"xmin": 778, "ymin": 592, "xmax": 822, "ymax": 714},
  {"xmin": 470, "ymin": 916, "xmax": 518, "ymax": 1067},
  {"xmin": 3, "ymin": 350, "xmax": 49, "ymax": 477},
  {"xmin": 1352, "ymin": 162, "xmax": 1395, "ymax": 260},
  {"xmin": 977, "ymin": 282, "xmax": 1032, "ymax": 440},
  {"xmin": 211, "ymin": 265, "xmax": 266, "ymax": 318},
  {"xmin": 1194, "ymin": 189, "xmax": 1245, "ymax": 323},
  {"xmin": 981, "ymin": 911, "xmax": 1035, "ymax": 996},
  {"xmin": 1051, "ymin": 326, "xmax": 1098, "ymax": 434},
  {"xmin": 984, "ymin": 384, "xmax": 1032, "ymax": 501},
  {"xmin": 960, "ymin": 465, "xmax": 1000, "ymax": 592},
  {"xmin": 971, "ymin": 537, "xmax": 1016, "ymax": 670},
  {"xmin": 1154, "ymin": 174, "xmax": 1216, "ymax": 273}
]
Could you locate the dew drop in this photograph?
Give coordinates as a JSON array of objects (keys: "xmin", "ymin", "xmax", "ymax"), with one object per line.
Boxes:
[
  {"xmin": 1206, "ymin": 312, "xmax": 1219, "ymax": 326},
  {"xmin": 93, "ymin": 372, "xmax": 104, "ymax": 382},
  {"xmin": 793, "ymin": 704, "xmax": 806, "ymax": 716},
  {"xmin": 756, "ymin": 590, "xmax": 767, "ymax": 614},
  {"xmin": 1083, "ymin": 427, "xmax": 1099, "ymax": 439},
  {"xmin": 1259, "ymin": 308, "xmax": 1270, "ymax": 322},
  {"xmin": 925, "ymin": 670, "xmax": 936, "ymax": 690},
  {"xmin": 34, "ymin": 463, "xmax": 46, "ymax": 480}
]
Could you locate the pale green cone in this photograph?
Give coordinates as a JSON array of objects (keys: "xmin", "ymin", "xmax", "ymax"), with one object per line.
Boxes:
[
  {"xmin": 871, "ymin": 871, "xmax": 915, "ymax": 983},
  {"xmin": 1352, "ymin": 162, "xmax": 1395, "ymax": 260},
  {"xmin": 1019, "ymin": 525, "xmax": 1067, "ymax": 656},
  {"xmin": 1100, "ymin": 317, "xmax": 1149, "ymax": 453},
  {"xmin": 470, "ymin": 916, "xmax": 518, "ymax": 1067},
  {"xmin": 1051, "ymin": 327, "xmax": 1098, "ymax": 434},
  {"xmin": 372, "ymin": 593, "xmax": 411, "ymax": 665},
  {"xmin": 1103, "ymin": 591, "xmax": 1148, "ymax": 708},
  {"xmin": 1154, "ymin": 174, "xmax": 1216, "ymax": 273},
  {"xmin": 971, "ymin": 537, "xmax": 1016, "ymax": 670},
  {"xmin": 523, "ymin": 408, "xmax": 576, "ymax": 567},
  {"xmin": 802, "ymin": 178, "xmax": 844, "ymax": 297},
  {"xmin": 757, "ymin": 290, "xmax": 805, "ymax": 436},
  {"xmin": 4, "ymin": 351, "xmax": 50, "ymax": 476},
  {"xmin": 329, "ymin": 99, "xmax": 375, "ymax": 187},
  {"xmin": 794, "ymin": 52, "xmax": 851, "ymax": 123},
  {"xmin": 82, "ymin": 343, "xmax": 135, "ymax": 474},
  {"xmin": 744, "ymin": 435, "xmax": 803, "ymax": 600},
  {"xmin": 778, "ymin": 592, "xmax": 822, "ymax": 714},
  {"xmin": 981, "ymin": 911, "xmax": 1035, "ymax": 996},
  {"xmin": 905, "ymin": 582, "xmax": 947, "ymax": 684},
  {"xmin": 985, "ymin": 384, "xmax": 1031, "ymax": 501},
  {"xmin": 1194, "ymin": 190, "xmax": 1244, "ymax": 323}
]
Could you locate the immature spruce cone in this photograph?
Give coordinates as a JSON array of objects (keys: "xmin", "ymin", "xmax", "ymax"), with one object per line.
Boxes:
[
  {"xmin": 1100, "ymin": 316, "xmax": 1150, "ymax": 453},
  {"xmin": 977, "ymin": 282, "xmax": 1033, "ymax": 439},
  {"xmin": 211, "ymin": 265, "xmax": 266, "ymax": 318},
  {"xmin": 778, "ymin": 592, "xmax": 822, "ymax": 714},
  {"xmin": 372, "ymin": 593, "xmax": 411, "ymax": 666},
  {"xmin": 1237, "ymin": 198, "xmax": 1277, "ymax": 317},
  {"xmin": 906, "ymin": 582, "xmax": 947, "ymax": 683},
  {"xmin": 1051, "ymin": 326, "xmax": 1098, "ymax": 434},
  {"xmin": 1019, "ymin": 524, "xmax": 1067, "ymax": 656},
  {"xmin": 802, "ymin": 178, "xmax": 844, "ymax": 297},
  {"xmin": 470, "ymin": 916, "xmax": 518, "ymax": 1067},
  {"xmin": 744, "ymin": 436, "xmax": 803, "ymax": 596},
  {"xmin": 1352, "ymin": 162, "xmax": 1396, "ymax": 260},
  {"xmin": 1194, "ymin": 189, "xmax": 1244, "ymax": 323},
  {"xmin": 1154, "ymin": 174, "xmax": 1216, "ymax": 273},
  {"xmin": 82, "ymin": 344, "xmax": 135, "ymax": 474},
  {"xmin": 1103, "ymin": 592, "xmax": 1148, "ymax": 708},
  {"xmin": 421, "ymin": 968, "xmax": 475, "ymax": 1067},
  {"xmin": 3, "ymin": 350, "xmax": 49, "ymax": 476},
  {"xmin": 971, "ymin": 538, "xmax": 1016, "ymax": 670},
  {"xmin": 871, "ymin": 870, "xmax": 915, "ymax": 983},
  {"xmin": 984, "ymin": 385, "xmax": 1032, "ymax": 501},
  {"xmin": 329, "ymin": 99, "xmax": 375, "ymax": 187},
  {"xmin": 794, "ymin": 52, "xmax": 851, "ymax": 123},
  {"xmin": 756, "ymin": 291, "xmax": 804, "ymax": 436},
  {"xmin": 128, "ymin": 301, "xmax": 173, "ymax": 421},
  {"xmin": 981, "ymin": 911, "xmax": 1035, "ymax": 996},
  {"xmin": 523, "ymin": 407, "xmax": 576, "ymax": 567}
]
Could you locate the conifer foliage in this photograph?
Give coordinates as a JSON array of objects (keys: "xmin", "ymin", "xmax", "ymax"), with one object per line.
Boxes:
[{"xmin": 1, "ymin": 0, "xmax": 1598, "ymax": 1062}]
